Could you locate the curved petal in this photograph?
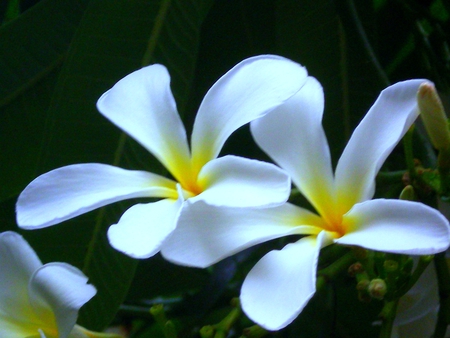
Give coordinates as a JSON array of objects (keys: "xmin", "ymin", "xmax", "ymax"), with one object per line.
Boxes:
[
  {"xmin": 96, "ymin": 64, "xmax": 192, "ymax": 184},
  {"xmin": 192, "ymin": 155, "xmax": 290, "ymax": 207},
  {"xmin": 28, "ymin": 263, "xmax": 96, "ymax": 338},
  {"xmin": 162, "ymin": 202, "xmax": 324, "ymax": 268},
  {"xmin": 334, "ymin": 80, "xmax": 427, "ymax": 214},
  {"xmin": 17, "ymin": 163, "xmax": 177, "ymax": 229},
  {"xmin": 392, "ymin": 310, "xmax": 437, "ymax": 338},
  {"xmin": 0, "ymin": 232, "xmax": 43, "ymax": 336},
  {"xmin": 240, "ymin": 231, "xmax": 333, "ymax": 331},
  {"xmin": 395, "ymin": 262, "xmax": 438, "ymax": 325},
  {"xmin": 337, "ymin": 199, "xmax": 450, "ymax": 254},
  {"xmin": 107, "ymin": 195, "xmax": 184, "ymax": 259},
  {"xmin": 250, "ymin": 77, "xmax": 337, "ymax": 224},
  {"xmin": 191, "ymin": 55, "xmax": 308, "ymax": 172}
]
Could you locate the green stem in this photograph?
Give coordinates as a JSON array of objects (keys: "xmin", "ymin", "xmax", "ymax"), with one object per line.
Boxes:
[
  {"xmin": 397, "ymin": 255, "xmax": 433, "ymax": 298},
  {"xmin": 200, "ymin": 326, "xmax": 215, "ymax": 338},
  {"xmin": 316, "ymin": 252, "xmax": 356, "ymax": 291},
  {"xmin": 433, "ymin": 252, "xmax": 450, "ymax": 337},
  {"xmin": 240, "ymin": 325, "xmax": 269, "ymax": 338},
  {"xmin": 378, "ymin": 299, "xmax": 400, "ymax": 338},
  {"xmin": 150, "ymin": 304, "xmax": 177, "ymax": 338},
  {"xmin": 376, "ymin": 170, "xmax": 406, "ymax": 184},
  {"xmin": 215, "ymin": 304, "xmax": 241, "ymax": 333}
]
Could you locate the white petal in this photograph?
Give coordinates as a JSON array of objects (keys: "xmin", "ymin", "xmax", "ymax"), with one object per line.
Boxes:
[
  {"xmin": 337, "ymin": 199, "xmax": 450, "ymax": 254},
  {"xmin": 334, "ymin": 80, "xmax": 426, "ymax": 214},
  {"xmin": 96, "ymin": 65, "xmax": 192, "ymax": 183},
  {"xmin": 251, "ymin": 77, "xmax": 337, "ymax": 224},
  {"xmin": 107, "ymin": 196, "xmax": 183, "ymax": 259},
  {"xmin": 241, "ymin": 232, "xmax": 333, "ymax": 331},
  {"xmin": 393, "ymin": 262, "xmax": 439, "ymax": 337},
  {"xmin": 0, "ymin": 232, "xmax": 43, "ymax": 336},
  {"xmin": 192, "ymin": 155, "xmax": 290, "ymax": 207},
  {"xmin": 162, "ymin": 202, "xmax": 324, "ymax": 267},
  {"xmin": 28, "ymin": 263, "xmax": 96, "ymax": 338},
  {"xmin": 392, "ymin": 310, "xmax": 438, "ymax": 338},
  {"xmin": 395, "ymin": 262, "xmax": 438, "ymax": 325},
  {"xmin": 17, "ymin": 163, "xmax": 177, "ymax": 229},
  {"xmin": 191, "ymin": 55, "xmax": 308, "ymax": 171}
]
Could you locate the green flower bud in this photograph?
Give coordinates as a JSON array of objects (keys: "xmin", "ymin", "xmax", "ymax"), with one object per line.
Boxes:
[
  {"xmin": 368, "ymin": 279, "xmax": 387, "ymax": 300},
  {"xmin": 399, "ymin": 185, "xmax": 416, "ymax": 201},
  {"xmin": 356, "ymin": 279, "xmax": 370, "ymax": 291},
  {"xmin": 418, "ymin": 82, "xmax": 450, "ymax": 151},
  {"xmin": 348, "ymin": 262, "xmax": 364, "ymax": 277}
]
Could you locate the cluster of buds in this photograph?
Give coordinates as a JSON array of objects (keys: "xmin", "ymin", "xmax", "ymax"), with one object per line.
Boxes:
[{"xmin": 348, "ymin": 249, "xmax": 417, "ymax": 303}]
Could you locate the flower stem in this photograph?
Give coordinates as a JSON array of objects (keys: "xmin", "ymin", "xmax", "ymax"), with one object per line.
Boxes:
[
  {"xmin": 396, "ymin": 255, "xmax": 433, "ymax": 298},
  {"xmin": 378, "ymin": 299, "xmax": 400, "ymax": 338},
  {"xmin": 376, "ymin": 170, "xmax": 406, "ymax": 184},
  {"xmin": 150, "ymin": 304, "xmax": 177, "ymax": 338},
  {"xmin": 316, "ymin": 251, "xmax": 356, "ymax": 290}
]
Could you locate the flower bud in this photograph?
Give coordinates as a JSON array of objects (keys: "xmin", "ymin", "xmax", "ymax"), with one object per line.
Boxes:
[
  {"xmin": 348, "ymin": 262, "xmax": 364, "ymax": 277},
  {"xmin": 418, "ymin": 82, "xmax": 450, "ymax": 150},
  {"xmin": 356, "ymin": 279, "xmax": 370, "ymax": 291},
  {"xmin": 368, "ymin": 278, "xmax": 387, "ymax": 300},
  {"xmin": 399, "ymin": 185, "xmax": 416, "ymax": 201}
]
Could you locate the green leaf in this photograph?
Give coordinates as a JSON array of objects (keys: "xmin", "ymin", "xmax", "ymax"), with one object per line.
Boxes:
[
  {"xmin": 0, "ymin": 0, "xmax": 89, "ymax": 201},
  {"xmin": 0, "ymin": 0, "xmax": 88, "ymax": 107}
]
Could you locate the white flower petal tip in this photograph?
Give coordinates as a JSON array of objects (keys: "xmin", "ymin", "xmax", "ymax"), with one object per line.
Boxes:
[
  {"xmin": 191, "ymin": 55, "xmax": 309, "ymax": 168},
  {"xmin": 240, "ymin": 237, "xmax": 322, "ymax": 331},
  {"xmin": 16, "ymin": 163, "xmax": 176, "ymax": 229},
  {"xmin": 194, "ymin": 155, "xmax": 291, "ymax": 208},
  {"xmin": 30, "ymin": 263, "xmax": 97, "ymax": 338},
  {"xmin": 0, "ymin": 231, "xmax": 96, "ymax": 337},
  {"xmin": 335, "ymin": 79, "xmax": 427, "ymax": 209},
  {"xmin": 96, "ymin": 64, "xmax": 191, "ymax": 179},
  {"xmin": 337, "ymin": 199, "xmax": 450, "ymax": 255},
  {"xmin": 107, "ymin": 195, "xmax": 184, "ymax": 259}
]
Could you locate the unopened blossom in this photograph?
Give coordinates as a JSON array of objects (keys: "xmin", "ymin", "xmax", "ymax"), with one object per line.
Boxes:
[
  {"xmin": 417, "ymin": 82, "xmax": 450, "ymax": 151},
  {"xmin": 0, "ymin": 231, "xmax": 119, "ymax": 338},
  {"xmin": 161, "ymin": 75, "xmax": 450, "ymax": 330},
  {"xmin": 16, "ymin": 55, "xmax": 309, "ymax": 258}
]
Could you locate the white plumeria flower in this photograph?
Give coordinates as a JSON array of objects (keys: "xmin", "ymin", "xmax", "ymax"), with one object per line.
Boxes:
[
  {"xmin": 0, "ymin": 231, "xmax": 117, "ymax": 338},
  {"xmin": 161, "ymin": 75, "xmax": 450, "ymax": 330},
  {"xmin": 16, "ymin": 55, "xmax": 309, "ymax": 259}
]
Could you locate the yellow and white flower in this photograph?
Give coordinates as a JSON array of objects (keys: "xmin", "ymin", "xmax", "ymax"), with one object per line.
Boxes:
[
  {"xmin": 0, "ymin": 231, "xmax": 117, "ymax": 338},
  {"xmin": 161, "ymin": 73, "xmax": 450, "ymax": 330},
  {"xmin": 16, "ymin": 55, "xmax": 307, "ymax": 259}
]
